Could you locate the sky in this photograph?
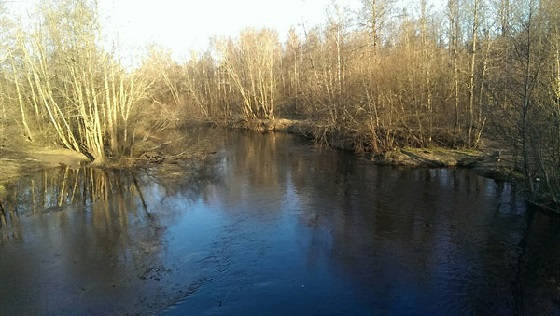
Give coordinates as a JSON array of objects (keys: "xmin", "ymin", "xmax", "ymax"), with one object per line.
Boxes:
[
  {"xmin": 7, "ymin": 0, "xmax": 354, "ymax": 63},
  {"xmin": 97, "ymin": 0, "xmax": 347, "ymax": 62},
  {"xmin": 5, "ymin": 0, "xmax": 444, "ymax": 64}
]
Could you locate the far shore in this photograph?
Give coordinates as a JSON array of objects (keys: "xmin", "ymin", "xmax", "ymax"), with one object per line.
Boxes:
[{"xmin": 220, "ymin": 117, "xmax": 522, "ymax": 182}]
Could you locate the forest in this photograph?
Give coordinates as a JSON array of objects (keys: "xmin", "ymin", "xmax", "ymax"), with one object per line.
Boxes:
[{"xmin": 0, "ymin": 0, "xmax": 559, "ymax": 208}]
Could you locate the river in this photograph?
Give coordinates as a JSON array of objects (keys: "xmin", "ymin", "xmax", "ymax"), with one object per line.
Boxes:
[{"xmin": 0, "ymin": 128, "xmax": 559, "ymax": 315}]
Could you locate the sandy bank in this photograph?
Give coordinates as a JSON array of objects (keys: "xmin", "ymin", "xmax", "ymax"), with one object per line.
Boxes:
[{"xmin": 0, "ymin": 146, "xmax": 89, "ymax": 185}]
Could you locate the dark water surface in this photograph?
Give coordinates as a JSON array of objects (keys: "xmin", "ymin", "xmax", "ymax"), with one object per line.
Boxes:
[{"xmin": 1, "ymin": 129, "xmax": 559, "ymax": 315}]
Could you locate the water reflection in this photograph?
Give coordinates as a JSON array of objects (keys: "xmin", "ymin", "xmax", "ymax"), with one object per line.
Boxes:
[
  {"xmin": 1, "ymin": 167, "xmax": 145, "ymax": 240},
  {"xmin": 1, "ymin": 129, "xmax": 559, "ymax": 315},
  {"xmin": 0, "ymin": 155, "xmax": 222, "ymax": 314}
]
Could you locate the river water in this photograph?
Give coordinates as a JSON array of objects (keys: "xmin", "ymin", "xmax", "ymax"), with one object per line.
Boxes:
[{"xmin": 0, "ymin": 129, "xmax": 559, "ymax": 315}]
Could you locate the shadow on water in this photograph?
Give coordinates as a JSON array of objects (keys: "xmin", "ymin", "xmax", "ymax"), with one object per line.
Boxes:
[{"xmin": 0, "ymin": 128, "xmax": 559, "ymax": 315}]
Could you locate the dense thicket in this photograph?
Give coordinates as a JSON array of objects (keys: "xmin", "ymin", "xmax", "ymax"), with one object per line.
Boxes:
[{"xmin": 0, "ymin": 0, "xmax": 559, "ymax": 204}]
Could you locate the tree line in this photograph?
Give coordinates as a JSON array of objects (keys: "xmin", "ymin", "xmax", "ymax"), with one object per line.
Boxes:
[{"xmin": 0, "ymin": 0, "xmax": 559, "ymax": 205}]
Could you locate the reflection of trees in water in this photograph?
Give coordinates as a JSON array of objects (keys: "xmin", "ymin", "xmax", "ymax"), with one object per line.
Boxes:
[
  {"xmin": 0, "ymin": 154, "xmax": 221, "ymax": 314},
  {"xmin": 145, "ymin": 160, "xmax": 220, "ymax": 203},
  {"xmin": 514, "ymin": 207, "xmax": 560, "ymax": 315},
  {"xmin": 226, "ymin": 131, "xmax": 286, "ymax": 188},
  {"xmin": 0, "ymin": 167, "xmax": 154, "ymax": 241},
  {"xmin": 283, "ymin": 147, "xmax": 558, "ymax": 314},
  {"xmin": 206, "ymin": 131, "xmax": 289, "ymax": 217},
  {"xmin": 0, "ymin": 157, "xmax": 221, "ymax": 240},
  {"xmin": 0, "ymin": 166, "xmax": 166, "ymax": 314},
  {"xmin": 0, "ymin": 196, "xmax": 20, "ymax": 240}
]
